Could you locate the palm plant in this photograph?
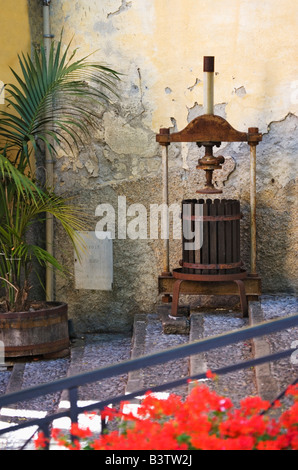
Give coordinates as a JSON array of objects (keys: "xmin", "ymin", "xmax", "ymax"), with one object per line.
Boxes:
[{"xmin": 0, "ymin": 38, "xmax": 120, "ymax": 312}]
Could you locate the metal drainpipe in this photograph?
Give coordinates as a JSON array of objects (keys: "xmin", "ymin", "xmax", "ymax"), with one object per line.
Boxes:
[{"xmin": 42, "ymin": 0, "xmax": 54, "ymax": 301}]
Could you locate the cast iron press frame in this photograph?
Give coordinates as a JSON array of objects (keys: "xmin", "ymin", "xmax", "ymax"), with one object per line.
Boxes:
[{"xmin": 156, "ymin": 57, "xmax": 262, "ymax": 318}]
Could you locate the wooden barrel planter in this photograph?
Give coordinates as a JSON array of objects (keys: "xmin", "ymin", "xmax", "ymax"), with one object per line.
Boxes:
[
  {"xmin": 0, "ymin": 302, "xmax": 70, "ymax": 358},
  {"xmin": 171, "ymin": 199, "xmax": 248, "ymax": 317}
]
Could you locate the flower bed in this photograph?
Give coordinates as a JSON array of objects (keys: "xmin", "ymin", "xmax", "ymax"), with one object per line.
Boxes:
[{"xmin": 35, "ymin": 374, "xmax": 298, "ymax": 451}]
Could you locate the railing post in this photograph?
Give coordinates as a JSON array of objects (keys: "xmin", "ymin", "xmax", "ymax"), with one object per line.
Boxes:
[
  {"xmin": 39, "ymin": 422, "xmax": 51, "ymax": 450},
  {"xmin": 69, "ymin": 386, "xmax": 79, "ymax": 443}
]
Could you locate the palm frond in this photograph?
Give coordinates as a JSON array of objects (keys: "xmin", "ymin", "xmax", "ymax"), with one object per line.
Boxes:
[
  {"xmin": 0, "ymin": 38, "xmax": 120, "ymax": 169},
  {"xmin": 0, "ymin": 35, "xmax": 118, "ymax": 311},
  {"xmin": 0, "ymin": 152, "xmax": 44, "ymax": 203}
]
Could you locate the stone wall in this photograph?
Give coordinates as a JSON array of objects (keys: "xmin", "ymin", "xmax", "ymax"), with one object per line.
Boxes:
[{"xmin": 28, "ymin": 0, "xmax": 297, "ymax": 333}]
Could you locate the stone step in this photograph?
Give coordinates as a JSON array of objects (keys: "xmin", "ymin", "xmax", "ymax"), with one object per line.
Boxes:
[
  {"xmin": 249, "ymin": 296, "xmax": 298, "ymax": 402},
  {"xmin": 188, "ymin": 296, "xmax": 297, "ymax": 405},
  {"xmin": 189, "ymin": 309, "xmax": 257, "ymax": 405},
  {"xmin": 127, "ymin": 308, "xmax": 258, "ymax": 407},
  {"xmin": 126, "ymin": 313, "xmax": 189, "ymax": 399},
  {"xmin": 126, "ymin": 296, "xmax": 297, "ymax": 412}
]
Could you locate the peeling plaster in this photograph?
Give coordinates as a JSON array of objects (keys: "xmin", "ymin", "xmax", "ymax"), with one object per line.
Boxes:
[
  {"xmin": 181, "ymin": 142, "xmax": 189, "ymax": 171},
  {"xmin": 107, "ymin": 0, "xmax": 132, "ymax": 18},
  {"xmin": 234, "ymin": 86, "xmax": 247, "ymax": 97},
  {"xmin": 187, "ymin": 78, "xmax": 202, "ymax": 92},
  {"xmin": 103, "ymin": 111, "xmax": 153, "ymax": 156},
  {"xmin": 124, "ymin": 67, "xmax": 146, "ymax": 125}
]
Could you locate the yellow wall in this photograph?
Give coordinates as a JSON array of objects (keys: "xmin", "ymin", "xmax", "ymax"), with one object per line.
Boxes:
[
  {"xmin": 50, "ymin": 0, "xmax": 298, "ymax": 134},
  {"xmin": 149, "ymin": 0, "xmax": 298, "ymax": 132},
  {"xmin": 0, "ymin": 0, "xmax": 31, "ymax": 102}
]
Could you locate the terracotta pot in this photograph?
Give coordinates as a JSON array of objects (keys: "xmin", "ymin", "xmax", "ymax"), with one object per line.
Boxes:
[{"xmin": 0, "ymin": 302, "xmax": 70, "ymax": 358}]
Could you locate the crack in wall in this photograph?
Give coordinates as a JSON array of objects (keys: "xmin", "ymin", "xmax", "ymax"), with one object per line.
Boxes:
[
  {"xmin": 187, "ymin": 78, "xmax": 201, "ymax": 92},
  {"xmin": 107, "ymin": 0, "xmax": 132, "ymax": 18},
  {"xmin": 123, "ymin": 67, "xmax": 146, "ymax": 126}
]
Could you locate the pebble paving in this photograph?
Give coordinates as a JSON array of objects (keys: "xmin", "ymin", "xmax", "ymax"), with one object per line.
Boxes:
[{"xmin": 0, "ymin": 294, "xmax": 296, "ymax": 449}]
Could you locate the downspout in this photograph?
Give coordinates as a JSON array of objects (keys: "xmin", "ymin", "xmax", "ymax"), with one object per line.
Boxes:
[{"xmin": 42, "ymin": 0, "xmax": 54, "ymax": 301}]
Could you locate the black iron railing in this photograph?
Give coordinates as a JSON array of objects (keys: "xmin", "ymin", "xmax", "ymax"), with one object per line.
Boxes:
[{"xmin": 0, "ymin": 313, "xmax": 297, "ymax": 449}]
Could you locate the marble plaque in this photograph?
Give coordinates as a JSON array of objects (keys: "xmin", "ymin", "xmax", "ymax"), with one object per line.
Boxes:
[{"xmin": 74, "ymin": 231, "xmax": 113, "ymax": 290}]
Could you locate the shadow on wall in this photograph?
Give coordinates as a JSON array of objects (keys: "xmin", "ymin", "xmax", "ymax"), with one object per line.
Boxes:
[
  {"xmin": 257, "ymin": 193, "xmax": 297, "ymax": 294},
  {"xmin": 256, "ymin": 113, "xmax": 297, "ymax": 293}
]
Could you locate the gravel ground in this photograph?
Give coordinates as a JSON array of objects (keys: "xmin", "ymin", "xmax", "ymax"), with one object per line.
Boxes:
[
  {"xmin": 76, "ymin": 333, "xmax": 132, "ymax": 402},
  {"xmin": 142, "ymin": 313, "xmax": 189, "ymax": 398},
  {"xmin": 17, "ymin": 358, "xmax": 70, "ymax": 413},
  {"xmin": 0, "ymin": 294, "xmax": 296, "ymax": 450},
  {"xmin": 202, "ymin": 312, "xmax": 257, "ymax": 406},
  {"xmin": 260, "ymin": 294, "xmax": 298, "ymax": 397},
  {"xmin": 0, "ymin": 371, "xmax": 10, "ymax": 397},
  {"xmin": 0, "ymin": 295, "xmax": 296, "ymax": 409}
]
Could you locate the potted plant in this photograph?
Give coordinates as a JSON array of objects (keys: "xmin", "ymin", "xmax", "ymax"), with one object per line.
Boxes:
[{"xmin": 0, "ymin": 37, "xmax": 120, "ymax": 357}]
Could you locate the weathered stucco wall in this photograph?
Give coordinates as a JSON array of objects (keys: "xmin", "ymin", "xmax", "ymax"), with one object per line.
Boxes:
[{"xmin": 30, "ymin": 0, "xmax": 297, "ymax": 333}]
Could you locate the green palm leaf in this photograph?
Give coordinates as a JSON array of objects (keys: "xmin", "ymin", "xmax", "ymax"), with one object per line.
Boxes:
[
  {"xmin": 0, "ymin": 35, "xmax": 119, "ymax": 311},
  {"xmin": 0, "ymin": 152, "xmax": 44, "ymax": 203},
  {"xmin": 0, "ymin": 37, "xmax": 120, "ymax": 169}
]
